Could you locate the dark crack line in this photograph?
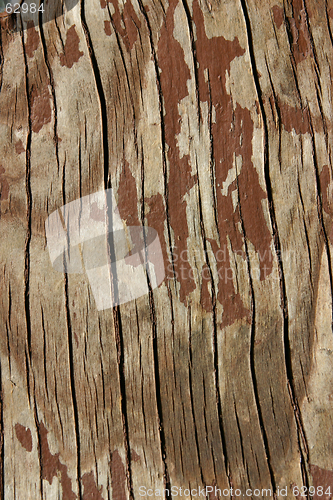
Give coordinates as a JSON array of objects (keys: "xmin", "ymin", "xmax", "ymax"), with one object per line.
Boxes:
[
  {"xmin": 307, "ymin": 108, "xmax": 333, "ymax": 334},
  {"xmin": 21, "ymin": 22, "xmax": 33, "ymax": 403},
  {"xmin": 234, "ymin": 159, "xmax": 277, "ymax": 497},
  {"xmin": 64, "ymin": 274, "xmax": 83, "ymax": 499},
  {"xmin": 106, "ymin": 9, "xmax": 138, "ymax": 158},
  {"xmin": 239, "ymin": 0, "xmax": 310, "ymax": 488},
  {"xmin": 21, "ymin": 27, "xmax": 46, "ymax": 499},
  {"xmin": 61, "ymin": 154, "xmax": 82, "ymax": 497},
  {"xmin": 112, "ymin": 304, "xmax": 134, "ymax": 500},
  {"xmin": 207, "ymin": 71, "xmax": 220, "ymax": 239},
  {"xmin": 195, "ymin": 151, "xmax": 232, "ymax": 490},
  {"xmin": 79, "ymin": 6, "xmax": 134, "ymax": 491},
  {"xmin": 145, "ymin": 277, "xmax": 172, "ymax": 498},
  {"xmin": 80, "ymin": 0, "xmax": 109, "ymax": 187},
  {"xmin": 140, "ymin": 122, "xmax": 171, "ymax": 498},
  {"xmin": 187, "ymin": 305, "xmax": 205, "ymax": 487},
  {"xmin": 38, "ymin": 11, "xmax": 60, "ymax": 174},
  {"xmin": 181, "ymin": 0, "xmax": 201, "ymax": 128},
  {"xmin": 265, "ymin": 59, "xmax": 282, "ymax": 173},
  {"xmin": 282, "ymin": 1, "xmax": 303, "ymax": 108},
  {"xmin": 40, "ymin": 305, "xmax": 50, "ymax": 401},
  {"xmin": 34, "ymin": 401, "xmax": 45, "ymax": 498},
  {"xmin": 325, "ymin": 0, "xmax": 333, "ymax": 48},
  {"xmin": 136, "ymin": 0, "xmax": 177, "ymax": 286},
  {"xmin": 0, "ymin": 24, "xmax": 4, "ymax": 95},
  {"xmin": 302, "ymin": 0, "xmax": 321, "ymax": 82}
]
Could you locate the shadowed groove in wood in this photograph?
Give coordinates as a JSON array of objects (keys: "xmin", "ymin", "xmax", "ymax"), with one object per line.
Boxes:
[
  {"xmin": 81, "ymin": 0, "xmax": 110, "ymax": 187},
  {"xmin": 195, "ymin": 155, "xmax": 231, "ymax": 487},
  {"xmin": 234, "ymin": 150, "xmax": 276, "ymax": 495},
  {"xmin": 139, "ymin": 135, "xmax": 172, "ymax": 493},
  {"xmin": 239, "ymin": 0, "xmax": 310, "ymax": 489}
]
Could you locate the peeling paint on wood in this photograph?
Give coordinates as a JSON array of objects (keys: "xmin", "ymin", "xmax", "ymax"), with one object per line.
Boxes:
[{"xmin": 0, "ymin": 0, "xmax": 333, "ymax": 497}]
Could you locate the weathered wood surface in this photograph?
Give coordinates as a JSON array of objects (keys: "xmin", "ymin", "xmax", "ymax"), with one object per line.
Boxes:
[{"xmin": 1, "ymin": 0, "xmax": 333, "ymax": 498}]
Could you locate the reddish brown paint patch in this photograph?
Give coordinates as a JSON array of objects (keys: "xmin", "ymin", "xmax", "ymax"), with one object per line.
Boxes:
[
  {"xmin": 329, "ymin": 8, "xmax": 333, "ymax": 19},
  {"xmin": 145, "ymin": 193, "xmax": 168, "ymax": 280},
  {"xmin": 26, "ymin": 21, "xmax": 39, "ymax": 58},
  {"xmin": 30, "ymin": 85, "xmax": 52, "ymax": 134},
  {"xmin": 0, "ymin": 166, "xmax": 9, "ymax": 201},
  {"xmin": 131, "ymin": 450, "xmax": 140, "ymax": 462},
  {"xmin": 117, "ymin": 161, "xmax": 151, "ymax": 268},
  {"xmin": 39, "ymin": 422, "xmax": 76, "ymax": 499},
  {"xmin": 272, "ymin": 5, "xmax": 284, "ymax": 29},
  {"xmin": 110, "ymin": 450, "xmax": 126, "ymax": 500},
  {"xmin": 15, "ymin": 423, "xmax": 32, "ymax": 452},
  {"xmin": 319, "ymin": 165, "xmax": 333, "ymax": 245},
  {"xmin": 158, "ymin": 0, "xmax": 197, "ymax": 303},
  {"xmin": 60, "ymin": 26, "xmax": 84, "ymax": 69},
  {"xmin": 15, "ymin": 139, "xmax": 25, "ymax": 155},
  {"xmin": 192, "ymin": 0, "xmax": 270, "ymax": 324},
  {"xmin": 100, "ymin": 0, "xmax": 140, "ymax": 51},
  {"xmin": 287, "ymin": 0, "xmax": 311, "ymax": 65},
  {"xmin": 208, "ymin": 238, "xmax": 250, "ymax": 327},
  {"xmin": 104, "ymin": 20, "xmax": 112, "ymax": 36},
  {"xmin": 110, "ymin": 0, "xmax": 141, "ymax": 52},
  {"xmin": 117, "ymin": 160, "xmax": 140, "ymax": 227},
  {"xmin": 82, "ymin": 471, "xmax": 103, "ymax": 500},
  {"xmin": 310, "ymin": 464, "xmax": 333, "ymax": 500},
  {"xmin": 271, "ymin": 97, "xmax": 326, "ymax": 135}
]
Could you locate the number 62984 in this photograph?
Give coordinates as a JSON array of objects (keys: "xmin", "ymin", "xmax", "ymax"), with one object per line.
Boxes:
[{"xmin": 5, "ymin": 2, "xmax": 44, "ymax": 13}]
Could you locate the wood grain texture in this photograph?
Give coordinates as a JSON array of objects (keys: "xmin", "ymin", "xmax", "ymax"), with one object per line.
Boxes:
[{"xmin": 0, "ymin": 0, "xmax": 333, "ymax": 498}]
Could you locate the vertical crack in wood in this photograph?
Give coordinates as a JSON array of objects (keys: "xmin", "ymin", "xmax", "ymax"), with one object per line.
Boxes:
[
  {"xmin": 40, "ymin": 306, "xmax": 50, "ymax": 404},
  {"xmin": 106, "ymin": 8, "xmax": 138, "ymax": 160},
  {"xmin": 282, "ymin": 1, "xmax": 304, "ymax": 107},
  {"xmin": 139, "ymin": 129, "xmax": 171, "ymax": 494},
  {"xmin": 21, "ymin": 27, "xmax": 33, "ymax": 403},
  {"xmin": 265, "ymin": 61, "xmax": 282, "ymax": 173},
  {"xmin": 80, "ymin": 0, "xmax": 109, "ymax": 187},
  {"xmin": 180, "ymin": 0, "xmax": 201, "ymax": 128},
  {"xmin": 61, "ymin": 145, "xmax": 82, "ymax": 497},
  {"xmin": 21, "ymin": 26, "xmax": 44, "ymax": 499},
  {"xmin": 64, "ymin": 274, "xmax": 83, "ymax": 498},
  {"xmin": 234, "ymin": 155, "xmax": 277, "ymax": 497},
  {"xmin": 112, "ymin": 305, "xmax": 135, "ymax": 500},
  {"xmin": 195, "ymin": 152, "xmax": 232, "ymax": 489},
  {"xmin": 38, "ymin": 12, "xmax": 60, "ymax": 174},
  {"xmin": 146, "ymin": 275, "xmax": 172, "ymax": 496},
  {"xmin": 187, "ymin": 305, "xmax": 205, "ymax": 485},
  {"xmin": 206, "ymin": 71, "xmax": 220, "ymax": 239},
  {"xmin": 79, "ymin": 3, "xmax": 136, "ymax": 493},
  {"xmin": 325, "ymin": 0, "xmax": 333, "ymax": 47},
  {"xmin": 239, "ymin": 0, "xmax": 310, "ymax": 490},
  {"xmin": 307, "ymin": 109, "xmax": 333, "ymax": 333},
  {"xmin": 136, "ymin": 0, "xmax": 176, "ymax": 283}
]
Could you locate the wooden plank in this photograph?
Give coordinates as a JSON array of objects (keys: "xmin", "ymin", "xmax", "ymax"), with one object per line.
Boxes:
[{"xmin": 0, "ymin": 0, "xmax": 333, "ymax": 498}]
